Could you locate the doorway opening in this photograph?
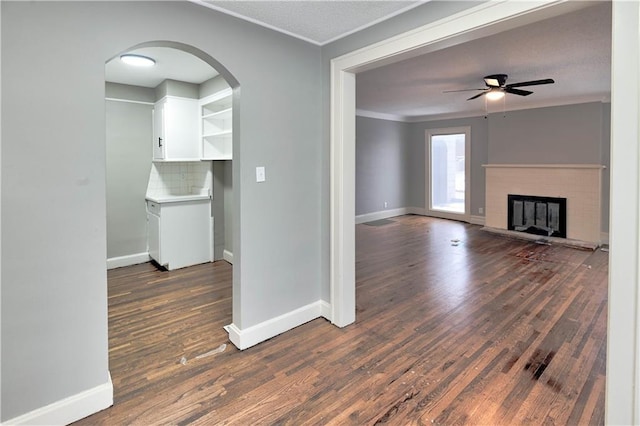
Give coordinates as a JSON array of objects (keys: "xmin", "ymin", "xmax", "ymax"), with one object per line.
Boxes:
[
  {"xmin": 104, "ymin": 40, "xmax": 240, "ymax": 400},
  {"xmin": 332, "ymin": 1, "xmax": 633, "ymax": 421},
  {"xmin": 426, "ymin": 127, "xmax": 470, "ymax": 221}
]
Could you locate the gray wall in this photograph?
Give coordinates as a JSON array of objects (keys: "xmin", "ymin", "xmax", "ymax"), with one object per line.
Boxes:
[
  {"xmin": 200, "ymin": 75, "xmax": 231, "ymax": 98},
  {"xmin": 355, "ymin": 115, "xmax": 488, "ymax": 217},
  {"xmin": 488, "ymin": 102, "xmax": 604, "ymax": 164},
  {"xmin": 224, "ymin": 160, "xmax": 234, "ymax": 255},
  {"xmin": 355, "ymin": 116, "xmax": 410, "ymax": 215},
  {"xmin": 409, "ymin": 116, "xmax": 489, "ymax": 216},
  {"xmin": 105, "ymin": 83, "xmax": 154, "ymax": 259},
  {"xmin": 204, "ymin": 76, "xmax": 234, "ymax": 259},
  {"xmin": 155, "ymin": 79, "xmax": 199, "ymax": 100},
  {"xmin": 602, "ymin": 103, "xmax": 611, "ymax": 233},
  {"xmin": 212, "ymin": 160, "xmax": 233, "ymax": 259},
  {"xmin": 320, "ymin": 1, "xmax": 485, "ymax": 301},
  {"xmin": 356, "ymin": 103, "xmax": 610, "ymax": 230},
  {"xmin": 1, "ymin": 1, "xmax": 321, "ymax": 421},
  {"xmin": 487, "ymin": 102, "xmax": 610, "ymax": 232}
]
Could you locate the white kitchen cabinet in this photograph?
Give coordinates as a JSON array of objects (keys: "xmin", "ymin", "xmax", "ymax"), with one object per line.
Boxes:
[
  {"xmin": 200, "ymin": 89, "xmax": 232, "ymax": 160},
  {"xmin": 146, "ymin": 196, "xmax": 213, "ymax": 270},
  {"xmin": 152, "ymin": 96, "xmax": 200, "ymax": 161}
]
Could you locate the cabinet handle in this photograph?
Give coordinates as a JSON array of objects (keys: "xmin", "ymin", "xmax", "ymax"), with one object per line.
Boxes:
[{"xmin": 158, "ymin": 137, "xmax": 163, "ymax": 147}]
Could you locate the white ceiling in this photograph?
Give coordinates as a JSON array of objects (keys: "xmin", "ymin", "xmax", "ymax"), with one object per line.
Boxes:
[
  {"xmin": 356, "ymin": 2, "xmax": 612, "ymax": 121},
  {"xmin": 106, "ymin": 1, "xmax": 611, "ymax": 122},
  {"xmin": 196, "ymin": 0, "xmax": 424, "ymax": 45},
  {"xmin": 105, "ymin": 47, "xmax": 219, "ymax": 88}
]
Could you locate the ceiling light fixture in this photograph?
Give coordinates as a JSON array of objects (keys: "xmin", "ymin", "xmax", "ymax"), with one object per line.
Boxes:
[
  {"xmin": 120, "ymin": 54, "xmax": 156, "ymax": 67},
  {"xmin": 485, "ymin": 88, "xmax": 505, "ymax": 101}
]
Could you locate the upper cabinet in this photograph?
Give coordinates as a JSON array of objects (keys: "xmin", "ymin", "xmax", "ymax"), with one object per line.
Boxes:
[
  {"xmin": 200, "ymin": 89, "xmax": 233, "ymax": 160},
  {"xmin": 152, "ymin": 96, "xmax": 200, "ymax": 161}
]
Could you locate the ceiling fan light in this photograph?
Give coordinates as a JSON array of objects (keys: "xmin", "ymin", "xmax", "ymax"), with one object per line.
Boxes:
[
  {"xmin": 485, "ymin": 78, "xmax": 500, "ymax": 87},
  {"xmin": 120, "ymin": 54, "xmax": 156, "ymax": 67},
  {"xmin": 486, "ymin": 89, "xmax": 505, "ymax": 101}
]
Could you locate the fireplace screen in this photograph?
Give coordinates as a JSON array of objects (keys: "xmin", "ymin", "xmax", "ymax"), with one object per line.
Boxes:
[{"xmin": 507, "ymin": 194, "xmax": 567, "ymax": 238}]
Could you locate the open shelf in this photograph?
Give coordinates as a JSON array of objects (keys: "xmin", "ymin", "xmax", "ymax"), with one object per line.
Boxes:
[{"xmin": 200, "ymin": 89, "xmax": 232, "ymax": 160}]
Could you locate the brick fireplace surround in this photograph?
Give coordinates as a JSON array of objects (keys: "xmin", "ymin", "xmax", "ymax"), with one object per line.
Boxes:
[{"xmin": 484, "ymin": 164, "xmax": 605, "ymax": 244}]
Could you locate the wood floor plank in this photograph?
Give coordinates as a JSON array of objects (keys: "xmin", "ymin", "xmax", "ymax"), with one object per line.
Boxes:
[{"xmin": 73, "ymin": 215, "xmax": 607, "ymax": 425}]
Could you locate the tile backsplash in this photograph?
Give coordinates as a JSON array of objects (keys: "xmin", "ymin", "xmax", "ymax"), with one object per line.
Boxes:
[{"xmin": 146, "ymin": 162, "xmax": 212, "ymax": 198}]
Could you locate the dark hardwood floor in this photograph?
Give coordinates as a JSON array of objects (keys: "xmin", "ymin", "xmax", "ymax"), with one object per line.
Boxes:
[{"xmin": 75, "ymin": 215, "xmax": 607, "ymax": 425}]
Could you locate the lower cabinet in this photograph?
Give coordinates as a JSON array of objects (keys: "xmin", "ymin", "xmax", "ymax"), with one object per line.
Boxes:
[{"xmin": 146, "ymin": 197, "xmax": 213, "ymax": 270}]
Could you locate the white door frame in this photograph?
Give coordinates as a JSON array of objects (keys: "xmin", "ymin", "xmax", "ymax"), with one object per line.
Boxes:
[
  {"xmin": 330, "ymin": 1, "xmax": 640, "ymax": 423},
  {"xmin": 425, "ymin": 127, "xmax": 471, "ymax": 222}
]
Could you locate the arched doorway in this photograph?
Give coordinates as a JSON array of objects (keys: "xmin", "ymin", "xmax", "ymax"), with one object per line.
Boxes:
[{"xmin": 104, "ymin": 40, "xmax": 240, "ymax": 399}]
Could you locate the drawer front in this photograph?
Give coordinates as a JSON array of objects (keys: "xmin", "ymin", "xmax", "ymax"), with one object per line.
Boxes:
[{"xmin": 147, "ymin": 200, "xmax": 161, "ymax": 215}]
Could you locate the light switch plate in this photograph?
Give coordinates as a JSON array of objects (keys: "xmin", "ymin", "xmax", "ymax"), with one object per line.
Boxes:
[{"xmin": 256, "ymin": 166, "xmax": 266, "ymax": 182}]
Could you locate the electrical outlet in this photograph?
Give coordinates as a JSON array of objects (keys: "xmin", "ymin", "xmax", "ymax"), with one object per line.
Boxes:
[
  {"xmin": 384, "ymin": 201, "xmax": 388, "ymax": 208},
  {"xmin": 479, "ymin": 207, "xmax": 484, "ymax": 214}
]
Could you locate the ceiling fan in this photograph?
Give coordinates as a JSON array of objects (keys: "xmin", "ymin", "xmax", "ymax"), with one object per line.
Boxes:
[{"xmin": 445, "ymin": 74, "xmax": 555, "ymax": 101}]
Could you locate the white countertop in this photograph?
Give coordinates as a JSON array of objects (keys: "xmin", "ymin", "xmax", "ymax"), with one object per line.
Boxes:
[{"xmin": 146, "ymin": 194, "xmax": 211, "ymax": 203}]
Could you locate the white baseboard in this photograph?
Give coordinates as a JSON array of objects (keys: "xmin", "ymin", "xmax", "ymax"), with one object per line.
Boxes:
[
  {"xmin": 4, "ymin": 373, "xmax": 113, "ymax": 425},
  {"xmin": 355, "ymin": 207, "xmax": 408, "ymax": 224},
  {"xmin": 222, "ymin": 249, "xmax": 234, "ymax": 264},
  {"xmin": 320, "ymin": 300, "xmax": 331, "ymax": 320},
  {"xmin": 354, "ymin": 207, "xmax": 484, "ymax": 227},
  {"xmin": 106, "ymin": 252, "xmax": 150, "ymax": 270},
  {"xmin": 468, "ymin": 215, "xmax": 486, "ymax": 226},
  {"xmin": 600, "ymin": 232, "xmax": 609, "ymax": 245},
  {"xmin": 227, "ymin": 301, "xmax": 324, "ymax": 350},
  {"xmin": 407, "ymin": 206, "xmax": 426, "ymax": 216}
]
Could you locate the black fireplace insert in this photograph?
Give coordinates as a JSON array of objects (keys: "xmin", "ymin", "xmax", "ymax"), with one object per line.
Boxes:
[{"xmin": 507, "ymin": 194, "xmax": 567, "ymax": 238}]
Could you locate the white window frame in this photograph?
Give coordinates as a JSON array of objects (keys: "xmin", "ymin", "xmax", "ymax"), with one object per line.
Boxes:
[{"xmin": 425, "ymin": 127, "xmax": 471, "ymax": 222}]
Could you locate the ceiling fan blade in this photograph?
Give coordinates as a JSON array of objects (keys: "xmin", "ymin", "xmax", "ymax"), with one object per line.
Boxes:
[
  {"xmin": 506, "ymin": 78, "xmax": 555, "ymax": 88},
  {"xmin": 505, "ymin": 87, "xmax": 533, "ymax": 96},
  {"xmin": 467, "ymin": 92, "xmax": 486, "ymax": 101},
  {"xmin": 443, "ymin": 88, "xmax": 485, "ymax": 93}
]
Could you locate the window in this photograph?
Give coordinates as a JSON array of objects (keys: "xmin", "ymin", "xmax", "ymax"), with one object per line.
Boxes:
[{"xmin": 426, "ymin": 127, "xmax": 471, "ymax": 220}]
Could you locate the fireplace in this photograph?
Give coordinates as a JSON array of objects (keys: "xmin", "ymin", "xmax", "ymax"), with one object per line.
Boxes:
[{"xmin": 507, "ymin": 194, "xmax": 567, "ymax": 238}]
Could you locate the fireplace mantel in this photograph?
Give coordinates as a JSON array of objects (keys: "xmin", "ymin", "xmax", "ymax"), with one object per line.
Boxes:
[{"xmin": 484, "ymin": 164, "xmax": 605, "ymax": 243}]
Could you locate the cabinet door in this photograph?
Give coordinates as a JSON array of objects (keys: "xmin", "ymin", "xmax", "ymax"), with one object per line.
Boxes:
[
  {"xmin": 152, "ymin": 101, "xmax": 166, "ymax": 160},
  {"xmin": 164, "ymin": 98, "xmax": 200, "ymax": 160},
  {"xmin": 148, "ymin": 212, "xmax": 161, "ymax": 265}
]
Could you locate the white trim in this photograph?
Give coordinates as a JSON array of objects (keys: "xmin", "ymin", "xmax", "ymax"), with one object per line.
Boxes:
[
  {"xmin": 3, "ymin": 374, "xmax": 113, "ymax": 425},
  {"xmin": 607, "ymin": 2, "xmax": 640, "ymax": 423},
  {"xmin": 199, "ymin": 88, "xmax": 233, "ymax": 106},
  {"xmin": 468, "ymin": 215, "xmax": 486, "ymax": 226},
  {"xmin": 222, "ymin": 249, "xmax": 233, "ymax": 264},
  {"xmin": 425, "ymin": 126, "xmax": 471, "ymax": 223},
  {"xmin": 360, "ymin": 98, "xmax": 612, "ymax": 124},
  {"xmin": 190, "ymin": 0, "xmax": 322, "ymax": 46},
  {"xmin": 405, "ymin": 96, "xmax": 611, "ymax": 123},
  {"xmin": 355, "ymin": 109, "xmax": 409, "ymax": 122},
  {"xmin": 330, "ymin": 61, "xmax": 356, "ymax": 328},
  {"xmin": 330, "ymin": 0, "xmax": 578, "ymax": 359},
  {"xmin": 355, "ymin": 207, "xmax": 484, "ymax": 227},
  {"xmin": 104, "ymin": 97, "xmax": 154, "ymax": 106},
  {"xmin": 355, "ymin": 207, "xmax": 408, "ymax": 224},
  {"xmin": 226, "ymin": 301, "xmax": 324, "ymax": 350},
  {"xmin": 407, "ymin": 206, "xmax": 426, "ymax": 216},
  {"xmin": 320, "ymin": 300, "xmax": 332, "ymax": 320},
  {"xmin": 320, "ymin": 2, "xmax": 428, "ymax": 46},
  {"xmin": 106, "ymin": 252, "xmax": 150, "ymax": 270},
  {"xmin": 190, "ymin": 0, "xmax": 425, "ymax": 47},
  {"xmin": 482, "ymin": 163, "xmax": 606, "ymax": 169}
]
